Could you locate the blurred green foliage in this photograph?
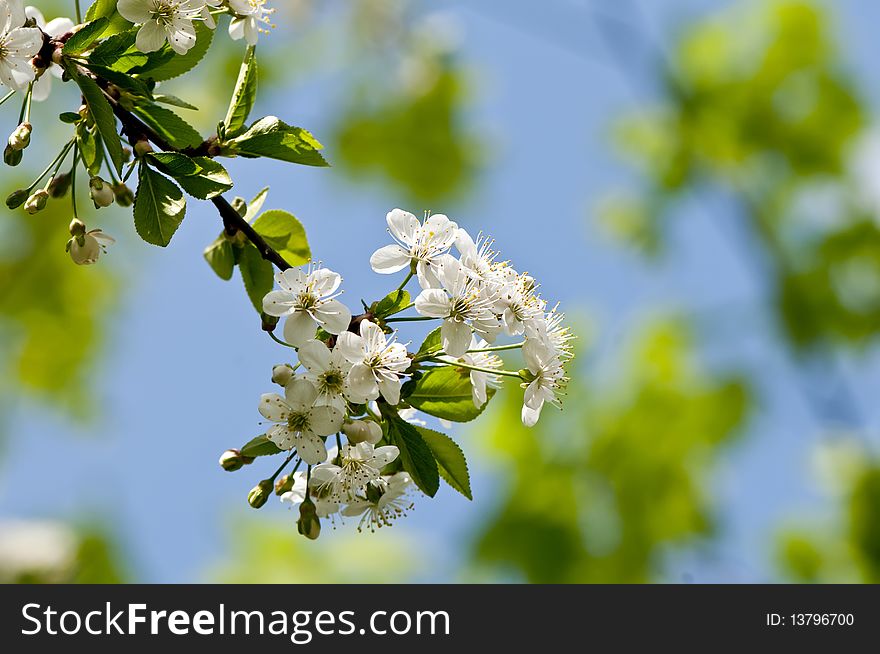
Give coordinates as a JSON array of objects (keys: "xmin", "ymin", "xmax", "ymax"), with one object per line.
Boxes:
[{"xmin": 470, "ymin": 321, "xmax": 750, "ymax": 582}]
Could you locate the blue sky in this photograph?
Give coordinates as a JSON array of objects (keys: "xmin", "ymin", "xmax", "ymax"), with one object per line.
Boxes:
[{"xmin": 2, "ymin": 0, "xmax": 880, "ymax": 582}]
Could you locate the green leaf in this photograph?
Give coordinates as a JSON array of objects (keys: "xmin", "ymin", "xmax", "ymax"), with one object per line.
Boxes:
[
  {"xmin": 415, "ymin": 426, "xmax": 472, "ymax": 500},
  {"xmin": 63, "ymin": 17, "xmax": 110, "ymax": 54},
  {"xmin": 239, "ymin": 243, "xmax": 274, "ymax": 313},
  {"xmin": 85, "ymin": 0, "xmax": 116, "ymax": 20},
  {"xmin": 223, "ymin": 45, "xmax": 258, "ymax": 138},
  {"xmin": 251, "ymin": 209, "xmax": 310, "ymax": 267},
  {"xmin": 240, "ymin": 434, "xmax": 282, "ymax": 458},
  {"xmin": 374, "ymin": 290, "xmax": 411, "ymax": 318},
  {"xmin": 136, "ymin": 22, "xmax": 214, "ymax": 82},
  {"xmin": 147, "ymin": 152, "xmax": 233, "ymax": 199},
  {"xmin": 132, "ymin": 104, "xmax": 203, "ymax": 150},
  {"xmin": 133, "ymin": 162, "xmax": 187, "ymax": 247},
  {"xmin": 59, "ymin": 112, "xmax": 81, "ymax": 124},
  {"xmin": 383, "ymin": 413, "xmax": 440, "ymax": 497},
  {"xmin": 74, "ymin": 73, "xmax": 124, "ymax": 175},
  {"xmin": 223, "ymin": 116, "xmax": 328, "ymax": 166},
  {"xmin": 75, "ymin": 121, "xmax": 103, "ymax": 177},
  {"xmin": 154, "ymin": 94, "xmax": 198, "ymax": 111},
  {"xmin": 204, "ymin": 237, "xmax": 235, "ymax": 281},
  {"xmin": 417, "ymin": 326, "xmax": 443, "ymax": 356},
  {"xmin": 83, "ymin": 2, "xmax": 133, "ymax": 39},
  {"xmin": 80, "ymin": 63, "xmax": 152, "ymax": 97},
  {"xmin": 244, "ymin": 187, "xmax": 270, "ymax": 222},
  {"xmin": 88, "ymin": 30, "xmax": 142, "ymax": 70},
  {"xmin": 407, "ymin": 366, "xmax": 495, "ymax": 422}
]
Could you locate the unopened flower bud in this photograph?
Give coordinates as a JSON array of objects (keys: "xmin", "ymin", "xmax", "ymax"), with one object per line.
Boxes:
[
  {"xmin": 261, "ymin": 312, "xmax": 279, "ymax": 332},
  {"xmin": 5, "ymin": 188, "xmax": 29, "ymax": 209},
  {"xmin": 69, "ymin": 218, "xmax": 86, "ymax": 238},
  {"xmin": 4, "ymin": 144, "xmax": 23, "ymax": 166},
  {"xmin": 275, "ymin": 473, "xmax": 295, "ymax": 495},
  {"xmin": 51, "ymin": 47, "xmax": 63, "ymax": 65},
  {"xmin": 121, "ymin": 146, "xmax": 132, "ymax": 163},
  {"xmin": 24, "ymin": 190, "xmax": 49, "ymax": 214},
  {"xmin": 342, "ymin": 419, "xmax": 383, "ymax": 445},
  {"xmin": 89, "ymin": 177, "xmax": 114, "ymax": 208},
  {"xmin": 271, "ymin": 364, "xmax": 294, "ymax": 386},
  {"xmin": 219, "ymin": 449, "xmax": 246, "ymax": 472},
  {"xmin": 112, "ymin": 182, "xmax": 134, "ymax": 207},
  {"xmin": 134, "ymin": 139, "xmax": 153, "ymax": 158},
  {"xmin": 48, "ymin": 173, "xmax": 71, "ymax": 198},
  {"xmin": 8, "ymin": 122, "xmax": 32, "ymax": 151},
  {"xmin": 248, "ymin": 479, "xmax": 273, "ymax": 509},
  {"xmin": 297, "ymin": 498, "xmax": 321, "ymax": 540},
  {"xmin": 231, "ymin": 196, "xmax": 247, "ymax": 216}
]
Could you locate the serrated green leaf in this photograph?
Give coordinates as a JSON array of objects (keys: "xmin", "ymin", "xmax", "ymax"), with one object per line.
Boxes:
[
  {"xmin": 154, "ymin": 94, "xmax": 198, "ymax": 111},
  {"xmin": 146, "ymin": 152, "xmax": 200, "ymax": 176},
  {"xmin": 63, "ymin": 17, "xmax": 109, "ymax": 54},
  {"xmin": 85, "ymin": 0, "xmax": 116, "ymax": 20},
  {"xmin": 134, "ymin": 162, "xmax": 186, "ymax": 247},
  {"xmin": 88, "ymin": 30, "xmax": 142, "ymax": 69},
  {"xmin": 59, "ymin": 112, "xmax": 81, "ymax": 124},
  {"xmin": 239, "ymin": 243, "xmax": 274, "ymax": 313},
  {"xmin": 83, "ymin": 2, "xmax": 133, "ymax": 39},
  {"xmin": 240, "ymin": 434, "xmax": 282, "ymax": 458},
  {"xmin": 204, "ymin": 237, "xmax": 235, "ymax": 280},
  {"xmin": 374, "ymin": 290, "xmax": 411, "ymax": 318},
  {"xmin": 147, "ymin": 152, "xmax": 233, "ymax": 199},
  {"xmin": 417, "ymin": 326, "xmax": 442, "ymax": 356},
  {"xmin": 223, "ymin": 116, "xmax": 328, "ymax": 166},
  {"xmin": 382, "ymin": 412, "xmax": 440, "ymax": 497},
  {"xmin": 81, "ymin": 62, "xmax": 151, "ymax": 97},
  {"xmin": 407, "ymin": 366, "xmax": 495, "ymax": 422},
  {"xmin": 244, "ymin": 187, "xmax": 270, "ymax": 222},
  {"xmin": 251, "ymin": 209, "xmax": 310, "ymax": 267},
  {"xmin": 223, "ymin": 45, "xmax": 258, "ymax": 138},
  {"xmin": 135, "ymin": 21, "xmax": 214, "ymax": 82},
  {"xmin": 415, "ymin": 426, "xmax": 472, "ymax": 500},
  {"xmin": 132, "ymin": 104, "xmax": 203, "ymax": 150},
  {"xmin": 75, "ymin": 73, "xmax": 124, "ymax": 175}
]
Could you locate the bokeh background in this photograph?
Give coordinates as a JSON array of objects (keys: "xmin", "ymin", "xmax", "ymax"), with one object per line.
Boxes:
[{"xmin": 2, "ymin": 0, "xmax": 880, "ymax": 583}]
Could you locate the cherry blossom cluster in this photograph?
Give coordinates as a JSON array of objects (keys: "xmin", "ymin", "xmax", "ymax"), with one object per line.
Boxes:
[{"xmin": 226, "ymin": 208, "xmax": 572, "ymax": 536}]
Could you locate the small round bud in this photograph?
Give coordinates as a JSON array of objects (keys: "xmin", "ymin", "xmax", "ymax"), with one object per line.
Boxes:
[
  {"xmin": 247, "ymin": 479, "xmax": 273, "ymax": 509},
  {"xmin": 261, "ymin": 312, "xmax": 279, "ymax": 332},
  {"xmin": 297, "ymin": 498, "xmax": 321, "ymax": 540},
  {"xmin": 24, "ymin": 190, "xmax": 49, "ymax": 214},
  {"xmin": 342, "ymin": 419, "xmax": 383, "ymax": 445},
  {"xmin": 5, "ymin": 188, "xmax": 30, "ymax": 210},
  {"xmin": 8, "ymin": 122, "xmax": 32, "ymax": 151},
  {"xmin": 77, "ymin": 104, "xmax": 90, "ymax": 123},
  {"xmin": 271, "ymin": 364, "xmax": 294, "ymax": 386},
  {"xmin": 89, "ymin": 177, "xmax": 114, "ymax": 208},
  {"xmin": 69, "ymin": 218, "xmax": 86, "ymax": 238},
  {"xmin": 48, "ymin": 173, "xmax": 72, "ymax": 198},
  {"xmin": 274, "ymin": 473, "xmax": 295, "ymax": 495},
  {"xmin": 4, "ymin": 144, "xmax": 23, "ymax": 166},
  {"xmin": 219, "ymin": 449, "xmax": 246, "ymax": 472},
  {"xmin": 51, "ymin": 47, "xmax": 63, "ymax": 65},
  {"xmin": 112, "ymin": 182, "xmax": 134, "ymax": 207},
  {"xmin": 134, "ymin": 140, "xmax": 153, "ymax": 158},
  {"xmin": 231, "ymin": 196, "xmax": 247, "ymax": 216},
  {"xmin": 121, "ymin": 146, "xmax": 132, "ymax": 163}
]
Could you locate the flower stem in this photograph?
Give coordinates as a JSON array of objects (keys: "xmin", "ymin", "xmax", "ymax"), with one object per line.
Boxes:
[
  {"xmin": 396, "ymin": 269, "xmax": 414, "ymax": 292},
  {"xmin": 468, "ymin": 341, "xmax": 525, "ymax": 353},
  {"xmin": 385, "ymin": 315, "xmax": 436, "ymax": 323},
  {"xmin": 428, "ymin": 357, "xmax": 523, "ymax": 379},
  {"xmin": 70, "ymin": 144, "xmax": 79, "ymax": 219},
  {"xmin": 0, "ymin": 90, "xmax": 15, "ymax": 109},
  {"xmin": 17, "ymin": 83, "xmax": 32, "ymax": 124},
  {"xmin": 268, "ymin": 331, "xmax": 297, "ymax": 349},
  {"xmin": 29, "ymin": 140, "xmax": 75, "ymax": 193},
  {"xmin": 74, "ymin": 0, "xmax": 82, "ymax": 23},
  {"xmin": 269, "ymin": 452, "xmax": 297, "ymax": 482}
]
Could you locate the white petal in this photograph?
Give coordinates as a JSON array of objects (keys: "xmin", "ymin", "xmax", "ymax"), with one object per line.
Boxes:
[
  {"xmin": 44, "ymin": 17, "xmax": 74, "ymax": 38},
  {"xmin": 369, "ymin": 244, "xmax": 411, "ymax": 274},
  {"xmin": 341, "ymin": 499, "xmax": 370, "ymax": 517},
  {"xmin": 262, "ymin": 289, "xmax": 296, "ymax": 316},
  {"xmin": 386, "ymin": 208, "xmax": 420, "ymax": 245},
  {"xmin": 297, "ymin": 339, "xmax": 331, "ymax": 374},
  {"xmin": 359, "ymin": 319, "xmax": 387, "ymax": 352},
  {"xmin": 267, "ymin": 424, "xmax": 295, "ymax": 450},
  {"xmin": 314, "ymin": 299, "xmax": 351, "ymax": 335},
  {"xmin": 284, "ymin": 378, "xmax": 319, "ymax": 410},
  {"xmin": 347, "ymin": 363, "xmax": 378, "ymax": 398},
  {"xmin": 523, "ymin": 380, "xmax": 546, "ymax": 411},
  {"xmin": 117, "ymin": 0, "xmax": 153, "ymax": 23},
  {"xmin": 441, "ymin": 319, "xmax": 472, "ymax": 357},
  {"xmin": 335, "ymin": 331, "xmax": 365, "ymax": 363},
  {"xmin": 258, "ymin": 393, "xmax": 290, "ymax": 422},
  {"xmin": 243, "ymin": 18, "xmax": 259, "ymax": 45},
  {"xmin": 308, "ymin": 405, "xmax": 344, "ymax": 436},
  {"xmin": 521, "ymin": 403, "xmax": 541, "ymax": 427},
  {"xmin": 167, "ymin": 23, "xmax": 197, "ymax": 55},
  {"xmin": 29, "ymin": 72, "xmax": 51, "ymax": 102},
  {"xmin": 310, "ymin": 268, "xmax": 342, "ymax": 296},
  {"xmin": 294, "ymin": 431, "xmax": 328, "ymax": 465},
  {"xmin": 377, "ymin": 376, "xmax": 401, "ymax": 405},
  {"xmin": 415, "ymin": 288, "xmax": 451, "ymax": 318},
  {"xmin": 228, "ymin": 16, "xmax": 245, "ymax": 41},
  {"xmin": 282, "ymin": 310, "xmax": 317, "ymax": 346},
  {"xmin": 277, "ymin": 267, "xmax": 306, "ymax": 292},
  {"xmin": 135, "ymin": 21, "xmax": 168, "ymax": 53},
  {"xmin": 369, "ymin": 445, "xmax": 400, "ymax": 468}
]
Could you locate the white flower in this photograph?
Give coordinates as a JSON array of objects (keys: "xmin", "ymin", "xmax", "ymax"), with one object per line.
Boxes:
[
  {"xmin": 200, "ymin": 0, "xmax": 221, "ymax": 30},
  {"xmin": 311, "ymin": 441, "xmax": 400, "ymax": 503},
  {"xmin": 117, "ymin": 0, "xmax": 206, "ymax": 55},
  {"xmin": 262, "ymin": 265, "xmax": 352, "ymax": 347},
  {"xmin": 439, "ymin": 335, "xmax": 502, "ymax": 407},
  {"xmin": 455, "ymin": 228, "xmax": 498, "ymax": 282},
  {"xmin": 258, "ymin": 378, "xmax": 344, "ymax": 464},
  {"xmin": 342, "ymin": 419, "xmax": 383, "ymax": 445},
  {"xmin": 496, "ymin": 271, "xmax": 545, "ymax": 336},
  {"xmin": 279, "ymin": 470, "xmax": 340, "ymax": 518},
  {"xmin": 520, "ymin": 339, "xmax": 568, "ymax": 427},
  {"xmin": 0, "ymin": 0, "xmax": 41, "ymax": 91},
  {"xmin": 370, "ymin": 208, "xmax": 458, "ymax": 289},
  {"xmin": 414, "ymin": 257, "xmax": 499, "ymax": 356},
  {"xmin": 341, "ymin": 472, "xmax": 414, "ymax": 532},
  {"xmin": 525, "ymin": 305, "xmax": 574, "ymax": 361},
  {"xmin": 67, "ymin": 228, "xmax": 114, "ymax": 265},
  {"xmin": 23, "ymin": 6, "xmax": 72, "ymax": 101},
  {"xmin": 297, "ymin": 339, "xmax": 364, "ymax": 408},
  {"xmin": 336, "ymin": 320, "xmax": 410, "ymax": 405},
  {"xmin": 227, "ymin": 0, "xmax": 275, "ymax": 45}
]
